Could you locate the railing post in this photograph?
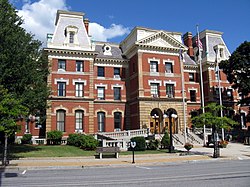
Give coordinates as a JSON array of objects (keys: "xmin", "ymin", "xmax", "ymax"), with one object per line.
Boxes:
[
  {"xmin": 127, "ymin": 130, "xmax": 131, "ymax": 137},
  {"xmin": 102, "ymin": 139, "xmax": 106, "ymax": 147}
]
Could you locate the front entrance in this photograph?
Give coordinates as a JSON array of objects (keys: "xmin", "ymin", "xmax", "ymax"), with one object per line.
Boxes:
[
  {"xmin": 150, "ymin": 108, "xmax": 178, "ymax": 134},
  {"xmin": 150, "ymin": 116, "xmax": 161, "ymax": 134},
  {"xmin": 163, "ymin": 117, "xmax": 177, "ymax": 134}
]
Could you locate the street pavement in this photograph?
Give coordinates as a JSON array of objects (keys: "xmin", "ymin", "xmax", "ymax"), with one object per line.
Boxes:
[{"xmin": 2, "ymin": 142, "xmax": 250, "ymax": 170}]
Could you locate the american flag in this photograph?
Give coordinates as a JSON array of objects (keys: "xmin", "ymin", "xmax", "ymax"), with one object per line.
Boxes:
[{"xmin": 196, "ymin": 37, "xmax": 203, "ymax": 50}]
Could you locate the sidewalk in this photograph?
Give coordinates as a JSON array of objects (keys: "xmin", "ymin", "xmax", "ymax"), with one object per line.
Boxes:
[{"xmin": 3, "ymin": 143, "xmax": 250, "ymax": 169}]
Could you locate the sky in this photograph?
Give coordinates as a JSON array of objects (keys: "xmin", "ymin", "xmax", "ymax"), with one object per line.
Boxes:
[{"xmin": 10, "ymin": 0, "xmax": 250, "ymax": 53}]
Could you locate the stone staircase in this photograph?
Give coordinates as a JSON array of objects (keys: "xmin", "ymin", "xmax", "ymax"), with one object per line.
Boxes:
[
  {"xmin": 96, "ymin": 128, "xmax": 205, "ymax": 150},
  {"xmin": 172, "ymin": 131, "xmax": 204, "ymax": 146}
]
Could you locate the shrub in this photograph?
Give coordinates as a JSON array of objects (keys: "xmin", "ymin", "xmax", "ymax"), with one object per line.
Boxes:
[
  {"xmin": 130, "ymin": 136, "xmax": 146, "ymax": 151},
  {"xmin": 21, "ymin": 134, "xmax": 32, "ymax": 144},
  {"xmin": 67, "ymin": 133, "xmax": 98, "ymax": 150},
  {"xmin": 184, "ymin": 142, "xmax": 193, "ymax": 152},
  {"xmin": 47, "ymin": 130, "xmax": 63, "ymax": 145},
  {"xmin": 80, "ymin": 135, "xmax": 99, "ymax": 150},
  {"xmin": 161, "ymin": 131, "xmax": 170, "ymax": 149},
  {"xmin": 67, "ymin": 133, "xmax": 82, "ymax": 147},
  {"xmin": 147, "ymin": 139, "xmax": 160, "ymax": 150}
]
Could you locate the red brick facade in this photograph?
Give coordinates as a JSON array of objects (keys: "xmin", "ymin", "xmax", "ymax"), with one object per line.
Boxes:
[{"xmin": 18, "ymin": 10, "xmax": 249, "ymax": 138}]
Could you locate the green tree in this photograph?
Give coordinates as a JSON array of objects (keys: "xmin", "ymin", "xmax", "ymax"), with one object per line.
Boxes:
[
  {"xmin": 220, "ymin": 41, "xmax": 250, "ymax": 104},
  {"xmin": 0, "ymin": 85, "xmax": 28, "ymax": 165},
  {"xmin": 0, "ymin": 0, "xmax": 49, "ymax": 119},
  {"xmin": 191, "ymin": 103, "xmax": 238, "ymax": 130}
]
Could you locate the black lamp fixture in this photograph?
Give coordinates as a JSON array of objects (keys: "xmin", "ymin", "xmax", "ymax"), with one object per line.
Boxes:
[{"xmin": 163, "ymin": 109, "xmax": 178, "ymax": 153}]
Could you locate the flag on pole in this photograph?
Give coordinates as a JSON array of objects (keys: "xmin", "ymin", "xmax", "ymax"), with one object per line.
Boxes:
[
  {"xmin": 196, "ymin": 25, "xmax": 202, "ymax": 61},
  {"xmin": 196, "ymin": 37, "xmax": 203, "ymax": 50}
]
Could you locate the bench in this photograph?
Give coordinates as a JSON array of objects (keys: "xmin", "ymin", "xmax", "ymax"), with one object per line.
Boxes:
[{"xmin": 96, "ymin": 147, "xmax": 120, "ymax": 159}]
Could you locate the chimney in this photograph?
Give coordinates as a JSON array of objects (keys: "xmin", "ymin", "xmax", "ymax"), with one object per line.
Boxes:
[
  {"xmin": 84, "ymin": 18, "xmax": 90, "ymax": 34},
  {"xmin": 183, "ymin": 32, "xmax": 194, "ymax": 57}
]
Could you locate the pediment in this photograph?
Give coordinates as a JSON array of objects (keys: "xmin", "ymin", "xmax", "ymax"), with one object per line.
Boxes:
[{"xmin": 136, "ymin": 31, "xmax": 186, "ymax": 50}]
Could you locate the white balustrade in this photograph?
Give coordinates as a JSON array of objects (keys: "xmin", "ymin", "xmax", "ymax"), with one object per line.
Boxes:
[{"xmin": 99, "ymin": 129, "xmax": 148, "ymax": 139}]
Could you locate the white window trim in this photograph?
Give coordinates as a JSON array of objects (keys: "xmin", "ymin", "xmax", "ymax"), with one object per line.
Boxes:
[
  {"xmin": 148, "ymin": 58, "xmax": 160, "ymax": 64},
  {"xmin": 163, "ymin": 59, "xmax": 175, "ymax": 65},
  {"xmin": 163, "ymin": 80, "xmax": 176, "ymax": 86},
  {"xmin": 111, "ymin": 84, "xmax": 123, "ymax": 90},
  {"xmin": 54, "ymin": 78, "xmax": 69, "ymax": 85},
  {"xmin": 95, "ymin": 84, "xmax": 108, "ymax": 89},
  {"xmin": 164, "ymin": 60, "xmax": 174, "ymax": 75},
  {"xmin": 184, "ymin": 69, "xmax": 196, "ymax": 73},
  {"xmin": 148, "ymin": 79, "xmax": 162, "ymax": 86},
  {"xmin": 112, "ymin": 109, "xmax": 124, "ymax": 116},
  {"xmin": 64, "ymin": 26, "xmax": 79, "ymax": 45},
  {"xmin": 188, "ymin": 87, "xmax": 198, "ymax": 92},
  {"xmin": 73, "ymin": 79, "xmax": 87, "ymax": 85}
]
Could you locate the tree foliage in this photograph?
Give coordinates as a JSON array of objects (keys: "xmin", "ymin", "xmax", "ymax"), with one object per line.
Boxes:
[
  {"xmin": 0, "ymin": 85, "xmax": 28, "ymax": 136},
  {"xmin": 0, "ymin": 0, "xmax": 49, "ymax": 117},
  {"xmin": 220, "ymin": 41, "xmax": 250, "ymax": 104},
  {"xmin": 191, "ymin": 103, "xmax": 238, "ymax": 130}
]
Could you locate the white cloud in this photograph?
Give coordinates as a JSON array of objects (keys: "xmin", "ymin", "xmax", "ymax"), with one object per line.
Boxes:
[
  {"xmin": 17, "ymin": 0, "xmax": 68, "ymax": 44},
  {"xmin": 89, "ymin": 23, "xmax": 130, "ymax": 42},
  {"xmin": 16, "ymin": 0, "xmax": 130, "ymax": 44}
]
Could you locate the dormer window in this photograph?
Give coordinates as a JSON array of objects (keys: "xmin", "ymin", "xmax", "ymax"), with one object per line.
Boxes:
[
  {"xmin": 219, "ymin": 48, "xmax": 224, "ymax": 58},
  {"xmin": 64, "ymin": 26, "xmax": 79, "ymax": 45},
  {"xmin": 103, "ymin": 44, "xmax": 112, "ymax": 55},
  {"xmin": 69, "ymin": 32, "xmax": 74, "ymax": 43},
  {"xmin": 214, "ymin": 44, "xmax": 225, "ymax": 60}
]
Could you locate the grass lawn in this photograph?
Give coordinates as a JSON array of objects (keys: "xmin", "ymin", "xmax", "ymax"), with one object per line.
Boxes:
[
  {"xmin": 2, "ymin": 144, "xmax": 95, "ymax": 158},
  {"xmin": 0, "ymin": 144, "xmax": 171, "ymax": 158}
]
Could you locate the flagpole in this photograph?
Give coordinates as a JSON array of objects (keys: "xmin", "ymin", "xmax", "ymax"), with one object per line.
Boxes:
[
  {"xmin": 196, "ymin": 25, "xmax": 206, "ymax": 146},
  {"xmin": 179, "ymin": 49, "xmax": 187, "ymax": 143}
]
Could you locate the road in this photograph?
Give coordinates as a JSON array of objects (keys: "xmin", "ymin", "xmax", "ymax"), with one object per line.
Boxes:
[{"xmin": 1, "ymin": 160, "xmax": 250, "ymax": 187}]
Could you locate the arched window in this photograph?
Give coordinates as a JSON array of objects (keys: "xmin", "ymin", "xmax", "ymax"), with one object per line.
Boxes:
[
  {"xmin": 56, "ymin": 110, "xmax": 65, "ymax": 131},
  {"xmin": 75, "ymin": 110, "xmax": 84, "ymax": 132},
  {"xmin": 114, "ymin": 112, "xmax": 122, "ymax": 130},
  {"xmin": 97, "ymin": 112, "xmax": 105, "ymax": 132}
]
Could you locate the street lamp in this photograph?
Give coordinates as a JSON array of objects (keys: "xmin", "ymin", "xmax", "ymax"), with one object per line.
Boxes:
[
  {"xmin": 164, "ymin": 109, "xmax": 178, "ymax": 153},
  {"xmin": 152, "ymin": 114, "xmax": 159, "ymax": 134}
]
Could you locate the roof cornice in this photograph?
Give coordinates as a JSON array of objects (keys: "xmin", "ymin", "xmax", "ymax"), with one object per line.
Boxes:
[
  {"xmin": 137, "ymin": 44, "xmax": 186, "ymax": 52},
  {"xmin": 95, "ymin": 57, "xmax": 128, "ymax": 63},
  {"xmin": 44, "ymin": 48, "xmax": 98, "ymax": 56}
]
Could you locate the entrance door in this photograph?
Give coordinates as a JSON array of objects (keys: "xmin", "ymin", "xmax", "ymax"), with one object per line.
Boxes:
[
  {"xmin": 164, "ymin": 118, "xmax": 177, "ymax": 134},
  {"xmin": 150, "ymin": 118, "xmax": 160, "ymax": 134}
]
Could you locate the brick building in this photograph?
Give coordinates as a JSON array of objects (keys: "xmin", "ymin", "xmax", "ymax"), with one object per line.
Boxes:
[{"xmin": 25, "ymin": 10, "xmax": 246, "ymax": 139}]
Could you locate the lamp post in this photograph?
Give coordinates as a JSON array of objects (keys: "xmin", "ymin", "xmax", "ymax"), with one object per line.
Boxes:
[
  {"xmin": 152, "ymin": 114, "xmax": 159, "ymax": 134},
  {"xmin": 214, "ymin": 46, "xmax": 224, "ymax": 141},
  {"xmin": 164, "ymin": 109, "xmax": 178, "ymax": 153},
  {"xmin": 212, "ymin": 124, "xmax": 220, "ymax": 158}
]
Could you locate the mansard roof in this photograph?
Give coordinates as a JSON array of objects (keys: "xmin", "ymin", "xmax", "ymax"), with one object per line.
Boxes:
[
  {"xmin": 95, "ymin": 42, "xmax": 127, "ymax": 62},
  {"xmin": 183, "ymin": 53, "xmax": 197, "ymax": 66},
  {"xmin": 192, "ymin": 29, "xmax": 230, "ymax": 62}
]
